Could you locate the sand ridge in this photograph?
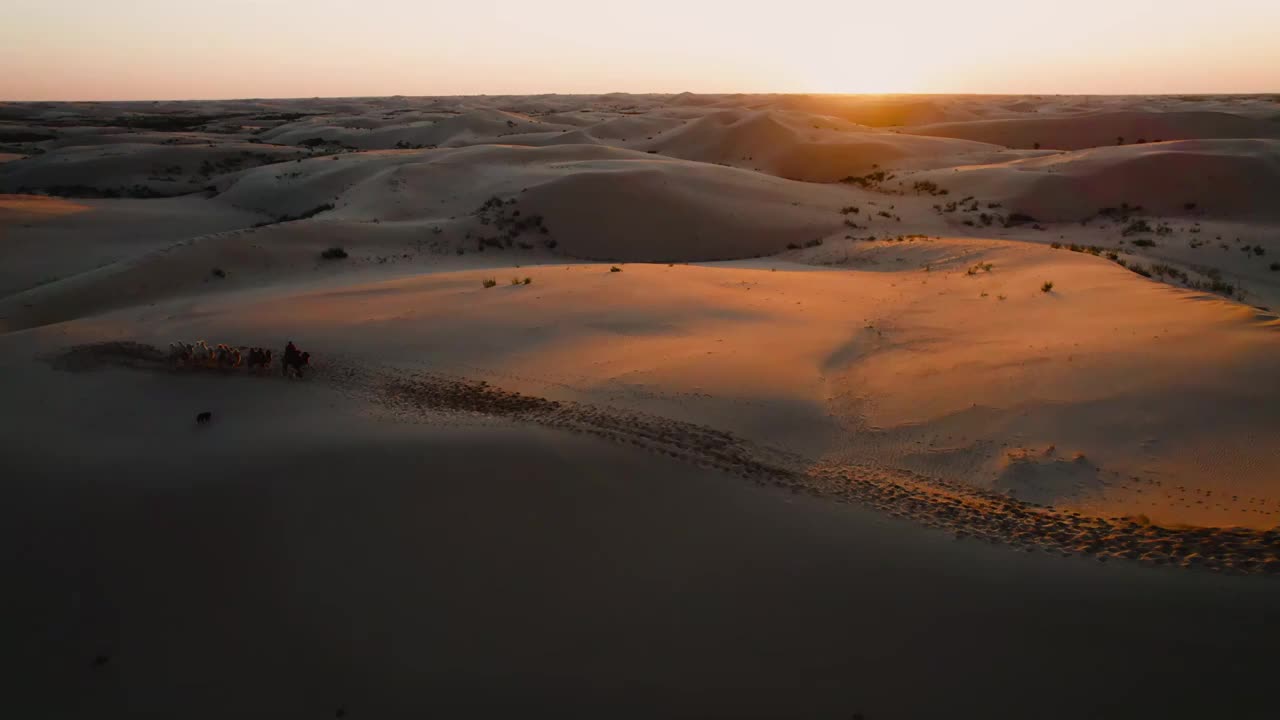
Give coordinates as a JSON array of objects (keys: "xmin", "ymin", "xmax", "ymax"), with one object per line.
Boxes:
[{"xmin": 50, "ymin": 340, "xmax": 1280, "ymax": 576}]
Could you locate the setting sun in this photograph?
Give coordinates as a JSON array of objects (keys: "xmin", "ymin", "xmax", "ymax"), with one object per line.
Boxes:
[{"xmin": 3, "ymin": 0, "xmax": 1278, "ymax": 99}]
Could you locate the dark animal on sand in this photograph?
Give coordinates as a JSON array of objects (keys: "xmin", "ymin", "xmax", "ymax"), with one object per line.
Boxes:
[
  {"xmin": 281, "ymin": 341, "xmax": 311, "ymax": 378},
  {"xmin": 214, "ymin": 344, "xmax": 242, "ymax": 368},
  {"xmin": 246, "ymin": 347, "xmax": 273, "ymax": 372},
  {"xmin": 283, "ymin": 351, "xmax": 311, "ymax": 378},
  {"xmin": 196, "ymin": 411, "xmax": 212, "ymax": 424}
]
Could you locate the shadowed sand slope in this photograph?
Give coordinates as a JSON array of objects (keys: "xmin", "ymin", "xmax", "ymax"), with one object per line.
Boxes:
[
  {"xmin": 910, "ymin": 139, "xmax": 1280, "ymax": 221},
  {"xmin": 6, "ymin": 357, "xmax": 1277, "ymax": 717},
  {"xmin": 905, "ymin": 110, "xmax": 1280, "ymax": 150},
  {"xmin": 0, "ymin": 194, "xmax": 265, "ymax": 299},
  {"xmin": 0, "ymin": 142, "xmax": 307, "ymax": 197}
]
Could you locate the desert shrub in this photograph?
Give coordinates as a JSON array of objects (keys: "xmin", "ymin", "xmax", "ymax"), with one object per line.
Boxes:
[
  {"xmin": 1150, "ymin": 264, "xmax": 1189, "ymax": 282},
  {"xmin": 804, "ymin": 238, "xmax": 824, "ymax": 248},
  {"xmin": 1130, "ymin": 238, "xmax": 1156, "ymax": 247},
  {"xmin": 1187, "ymin": 277, "xmax": 1237, "ymax": 297},
  {"xmin": 256, "ymin": 203, "xmax": 335, "ymax": 227},
  {"xmin": 1050, "ymin": 242, "xmax": 1062, "ymax": 249},
  {"xmin": 786, "ymin": 242, "xmax": 801, "ymax": 250},
  {"xmin": 840, "ymin": 206, "xmax": 860, "ymax": 215},
  {"xmin": 1183, "ymin": 202, "xmax": 1197, "ymax": 211},
  {"xmin": 840, "ymin": 170, "xmax": 892, "ymax": 188},
  {"xmin": 482, "ymin": 277, "xmax": 497, "ymax": 288},
  {"xmin": 320, "ymin": 247, "xmax": 348, "ymax": 260},
  {"xmin": 1121, "ymin": 219, "xmax": 1154, "ymax": 236},
  {"xmin": 1041, "ymin": 281, "xmax": 1054, "ymax": 293},
  {"xmin": 966, "ymin": 262, "xmax": 994, "ymax": 275},
  {"xmin": 1097, "ymin": 203, "xmax": 1143, "ymax": 222},
  {"xmin": 1004, "ymin": 212, "xmax": 1037, "ymax": 227},
  {"xmin": 211, "ymin": 267, "xmax": 227, "ymax": 278},
  {"xmin": 110, "ymin": 113, "xmax": 236, "ymax": 131},
  {"xmin": 610, "ymin": 266, "xmax": 622, "ymax": 273},
  {"xmin": 510, "ymin": 277, "xmax": 523, "ymax": 286},
  {"xmin": 296, "ymin": 204, "xmax": 335, "ymax": 220},
  {"xmin": 523, "ymin": 277, "xmax": 532, "ymax": 285},
  {"xmin": 1271, "ymin": 262, "xmax": 1280, "ymax": 272}
]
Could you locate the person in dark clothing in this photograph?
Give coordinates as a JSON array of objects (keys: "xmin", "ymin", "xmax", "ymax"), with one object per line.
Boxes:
[
  {"xmin": 282, "ymin": 341, "xmax": 298, "ymax": 377},
  {"xmin": 281, "ymin": 341, "xmax": 311, "ymax": 378}
]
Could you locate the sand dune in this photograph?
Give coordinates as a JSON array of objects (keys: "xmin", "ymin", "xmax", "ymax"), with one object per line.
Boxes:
[
  {"xmin": 259, "ymin": 108, "xmax": 579, "ymax": 149},
  {"xmin": 0, "ymin": 143, "xmax": 853, "ymax": 330},
  {"xmin": 906, "ymin": 110, "xmax": 1280, "ymax": 150},
  {"xmin": 910, "ymin": 139, "xmax": 1280, "ymax": 221},
  {"xmin": 9, "ymin": 231, "xmax": 1277, "ymax": 532},
  {"xmin": 0, "ymin": 194, "xmax": 263, "ymax": 300},
  {"xmin": 214, "ymin": 142, "xmax": 851, "ymax": 260},
  {"xmin": 515, "ymin": 154, "xmax": 846, "ymax": 260},
  {"xmin": 0, "ymin": 141, "xmax": 307, "ymax": 197},
  {"xmin": 3, "ymin": 93, "xmax": 1279, "ymax": 718},
  {"xmin": 653, "ymin": 108, "xmax": 1022, "ymax": 181}
]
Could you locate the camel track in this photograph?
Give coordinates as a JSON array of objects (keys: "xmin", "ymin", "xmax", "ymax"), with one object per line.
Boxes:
[{"xmin": 53, "ymin": 342, "xmax": 1280, "ymax": 576}]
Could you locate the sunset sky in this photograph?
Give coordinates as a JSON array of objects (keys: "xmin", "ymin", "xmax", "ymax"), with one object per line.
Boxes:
[{"xmin": 4, "ymin": 0, "xmax": 1278, "ymax": 100}]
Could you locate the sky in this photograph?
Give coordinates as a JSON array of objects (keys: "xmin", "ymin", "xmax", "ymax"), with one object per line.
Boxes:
[{"xmin": 3, "ymin": 0, "xmax": 1278, "ymax": 100}]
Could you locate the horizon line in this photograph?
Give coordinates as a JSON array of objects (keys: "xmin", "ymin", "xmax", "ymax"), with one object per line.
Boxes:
[{"xmin": 6, "ymin": 90, "xmax": 1279, "ymax": 104}]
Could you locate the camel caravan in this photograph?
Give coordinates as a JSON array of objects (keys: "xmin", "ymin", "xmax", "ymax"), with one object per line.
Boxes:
[{"xmin": 168, "ymin": 340, "xmax": 312, "ymax": 378}]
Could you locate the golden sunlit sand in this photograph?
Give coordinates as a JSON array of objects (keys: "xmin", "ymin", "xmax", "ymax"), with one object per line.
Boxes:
[{"xmin": 4, "ymin": 92, "xmax": 1280, "ymax": 717}]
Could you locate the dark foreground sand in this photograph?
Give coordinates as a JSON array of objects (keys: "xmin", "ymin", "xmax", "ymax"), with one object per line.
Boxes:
[{"xmin": 5, "ymin": 357, "xmax": 1278, "ymax": 719}]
